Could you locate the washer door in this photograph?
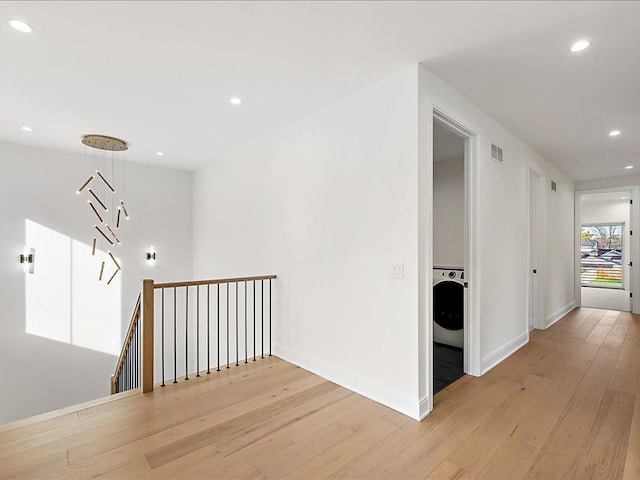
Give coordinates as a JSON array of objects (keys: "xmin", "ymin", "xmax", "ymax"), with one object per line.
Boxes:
[{"xmin": 433, "ymin": 281, "xmax": 464, "ymax": 330}]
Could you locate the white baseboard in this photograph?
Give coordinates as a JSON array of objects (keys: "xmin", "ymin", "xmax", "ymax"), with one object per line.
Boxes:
[
  {"xmin": 273, "ymin": 343, "xmax": 420, "ymax": 420},
  {"xmin": 545, "ymin": 301, "xmax": 576, "ymax": 329},
  {"xmin": 418, "ymin": 395, "xmax": 430, "ymax": 420},
  {"xmin": 481, "ymin": 332, "xmax": 528, "ymax": 374}
]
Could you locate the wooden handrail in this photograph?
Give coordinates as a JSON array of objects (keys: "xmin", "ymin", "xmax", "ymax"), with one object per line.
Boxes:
[
  {"xmin": 111, "ymin": 294, "xmax": 141, "ymax": 394},
  {"xmin": 154, "ymin": 275, "xmax": 277, "ymax": 289}
]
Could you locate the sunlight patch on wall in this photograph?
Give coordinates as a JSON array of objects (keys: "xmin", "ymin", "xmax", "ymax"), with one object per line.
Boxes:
[{"xmin": 25, "ymin": 219, "xmax": 121, "ymax": 355}]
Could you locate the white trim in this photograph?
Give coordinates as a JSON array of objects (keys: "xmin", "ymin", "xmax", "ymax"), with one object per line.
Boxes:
[
  {"xmin": 433, "ymin": 106, "xmax": 481, "ymax": 378},
  {"xmin": 545, "ymin": 301, "xmax": 576, "ymax": 329},
  {"xmin": 273, "ymin": 343, "xmax": 420, "ymax": 420},
  {"xmin": 418, "ymin": 396, "xmax": 430, "ymax": 420},
  {"xmin": 481, "ymin": 332, "xmax": 528, "ymax": 374}
]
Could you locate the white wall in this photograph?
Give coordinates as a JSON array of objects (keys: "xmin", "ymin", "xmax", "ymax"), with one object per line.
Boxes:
[
  {"xmin": 433, "ymin": 157, "xmax": 464, "ymax": 268},
  {"xmin": 192, "ymin": 64, "xmax": 576, "ymax": 419},
  {"xmin": 193, "ymin": 66, "xmax": 422, "ymax": 418},
  {"xmin": 0, "ymin": 141, "xmax": 192, "ymax": 424},
  {"xmin": 418, "ymin": 66, "xmax": 575, "ymax": 394},
  {"xmin": 544, "ymin": 171, "xmax": 576, "ymax": 324}
]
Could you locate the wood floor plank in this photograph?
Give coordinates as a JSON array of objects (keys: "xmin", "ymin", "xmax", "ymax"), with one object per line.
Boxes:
[
  {"xmin": 1, "ymin": 307, "xmax": 637, "ymax": 480},
  {"xmin": 571, "ymin": 389, "xmax": 635, "ymax": 480},
  {"xmin": 623, "ymin": 376, "xmax": 640, "ymax": 479},
  {"xmin": 145, "ymin": 380, "xmax": 339, "ymax": 469}
]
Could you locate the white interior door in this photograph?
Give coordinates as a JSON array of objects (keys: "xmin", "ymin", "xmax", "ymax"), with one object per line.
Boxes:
[{"xmin": 528, "ymin": 167, "xmax": 544, "ymax": 330}]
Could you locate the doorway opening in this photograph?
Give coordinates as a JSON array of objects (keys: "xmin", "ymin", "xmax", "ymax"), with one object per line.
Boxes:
[
  {"xmin": 432, "ymin": 117, "xmax": 466, "ymax": 395},
  {"xmin": 578, "ymin": 191, "xmax": 632, "ymax": 312}
]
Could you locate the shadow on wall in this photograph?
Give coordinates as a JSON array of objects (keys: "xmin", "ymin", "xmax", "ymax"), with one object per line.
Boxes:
[{"xmin": 25, "ymin": 219, "xmax": 121, "ymax": 356}]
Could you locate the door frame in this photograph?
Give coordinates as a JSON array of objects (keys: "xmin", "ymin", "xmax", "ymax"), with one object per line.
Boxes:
[
  {"xmin": 527, "ymin": 164, "xmax": 546, "ymax": 330},
  {"xmin": 430, "ymin": 107, "xmax": 481, "ymax": 406},
  {"xmin": 574, "ymin": 185, "xmax": 639, "ymax": 313}
]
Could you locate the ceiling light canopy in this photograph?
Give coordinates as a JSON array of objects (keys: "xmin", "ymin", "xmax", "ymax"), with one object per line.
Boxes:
[
  {"xmin": 21, "ymin": 126, "xmax": 33, "ymax": 132},
  {"xmin": 9, "ymin": 19, "xmax": 33, "ymax": 33},
  {"xmin": 570, "ymin": 39, "xmax": 590, "ymax": 52},
  {"xmin": 229, "ymin": 97, "xmax": 242, "ymax": 105},
  {"xmin": 609, "ymin": 130, "xmax": 621, "ymax": 137},
  {"xmin": 625, "ymin": 165, "xmax": 634, "ymax": 170}
]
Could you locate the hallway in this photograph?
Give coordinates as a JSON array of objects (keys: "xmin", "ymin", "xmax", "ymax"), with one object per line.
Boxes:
[{"xmin": 0, "ymin": 308, "xmax": 638, "ymax": 479}]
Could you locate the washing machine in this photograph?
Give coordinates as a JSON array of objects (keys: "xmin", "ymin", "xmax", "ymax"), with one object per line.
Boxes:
[{"xmin": 433, "ymin": 268, "xmax": 464, "ymax": 348}]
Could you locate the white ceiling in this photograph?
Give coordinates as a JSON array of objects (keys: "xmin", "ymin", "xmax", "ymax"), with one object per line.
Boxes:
[
  {"xmin": 1, "ymin": 2, "xmax": 638, "ymax": 178},
  {"xmin": 425, "ymin": 3, "xmax": 640, "ymax": 182}
]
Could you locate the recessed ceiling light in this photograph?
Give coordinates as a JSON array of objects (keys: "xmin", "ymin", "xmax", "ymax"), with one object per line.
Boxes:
[
  {"xmin": 609, "ymin": 130, "xmax": 621, "ymax": 137},
  {"xmin": 625, "ymin": 165, "xmax": 634, "ymax": 170},
  {"xmin": 156, "ymin": 151, "xmax": 164, "ymax": 156},
  {"xmin": 21, "ymin": 126, "xmax": 33, "ymax": 132},
  {"xmin": 230, "ymin": 97, "xmax": 242, "ymax": 105},
  {"xmin": 570, "ymin": 39, "xmax": 590, "ymax": 52},
  {"xmin": 9, "ymin": 20, "xmax": 33, "ymax": 33}
]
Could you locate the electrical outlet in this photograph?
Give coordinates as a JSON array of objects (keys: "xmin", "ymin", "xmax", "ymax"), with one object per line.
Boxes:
[{"xmin": 390, "ymin": 264, "xmax": 404, "ymax": 279}]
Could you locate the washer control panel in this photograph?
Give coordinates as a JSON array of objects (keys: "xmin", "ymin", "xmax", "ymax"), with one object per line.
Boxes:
[{"xmin": 434, "ymin": 269, "xmax": 464, "ymax": 280}]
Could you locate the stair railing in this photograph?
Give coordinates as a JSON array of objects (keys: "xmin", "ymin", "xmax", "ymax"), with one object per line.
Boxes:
[
  {"xmin": 111, "ymin": 294, "xmax": 141, "ymax": 394},
  {"xmin": 133, "ymin": 275, "xmax": 277, "ymax": 393}
]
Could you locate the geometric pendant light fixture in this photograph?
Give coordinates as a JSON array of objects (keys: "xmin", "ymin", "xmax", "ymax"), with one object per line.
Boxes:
[{"xmin": 77, "ymin": 134, "xmax": 130, "ymax": 284}]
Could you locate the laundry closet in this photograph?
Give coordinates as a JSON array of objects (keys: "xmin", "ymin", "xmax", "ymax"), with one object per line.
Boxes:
[{"xmin": 432, "ymin": 120, "xmax": 466, "ymax": 395}]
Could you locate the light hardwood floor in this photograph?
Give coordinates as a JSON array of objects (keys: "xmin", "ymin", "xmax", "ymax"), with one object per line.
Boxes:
[{"xmin": 0, "ymin": 307, "xmax": 639, "ymax": 479}]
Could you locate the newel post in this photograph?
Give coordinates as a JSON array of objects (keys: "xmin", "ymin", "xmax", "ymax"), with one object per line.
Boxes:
[{"xmin": 142, "ymin": 278, "xmax": 155, "ymax": 393}]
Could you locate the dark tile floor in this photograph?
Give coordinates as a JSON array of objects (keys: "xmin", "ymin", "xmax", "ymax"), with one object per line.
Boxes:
[{"xmin": 434, "ymin": 342, "xmax": 464, "ymax": 394}]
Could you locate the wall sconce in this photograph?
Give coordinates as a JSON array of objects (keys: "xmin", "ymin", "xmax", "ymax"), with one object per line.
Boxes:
[
  {"xmin": 20, "ymin": 247, "xmax": 35, "ymax": 274},
  {"xmin": 146, "ymin": 246, "xmax": 156, "ymax": 265}
]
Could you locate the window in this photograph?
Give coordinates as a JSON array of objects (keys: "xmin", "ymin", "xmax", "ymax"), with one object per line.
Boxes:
[{"xmin": 580, "ymin": 224, "xmax": 623, "ymax": 288}]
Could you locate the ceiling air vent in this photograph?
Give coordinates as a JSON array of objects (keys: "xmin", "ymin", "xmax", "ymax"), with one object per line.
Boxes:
[
  {"xmin": 551, "ymin": 180, "xmax": 557, "ymax": 192},
  {"xmin": 490, "ymin": 143, "xmax": 503, "ymax": 164}
]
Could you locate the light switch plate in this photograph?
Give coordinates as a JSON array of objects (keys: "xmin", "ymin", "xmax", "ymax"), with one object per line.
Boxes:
[{"xmin": 390, "ymin": 264, "xmax": 404, "ymax": 279}]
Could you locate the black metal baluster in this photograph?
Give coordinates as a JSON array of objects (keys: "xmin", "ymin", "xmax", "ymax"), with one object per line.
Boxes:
[
  {"xmin": 261, "ymin": 279, "xmax": 264, "ymax": 359},
  {"xmin": 196, "ymin": 286, "xmax": 200, "ymax": 377},
  {"xmin": 226, "ymin": 283, "xmax": 230, "ymax": 369},
  {"xmin": 134, "ymin": 321, "xmax": 137, "ymax": 388},
  {"xmin": 185, "ymin": 286, "xmax": 189, "ymax": 380},
  {"xmin": 207, "ymin": 285, "xmax": 211, "ymax": 374},
  {"xmin": 129, "ymin": 344, "xmax": 132, "ymax": 390},
  {"xmin": 236, "ymin": 282, "xmax": 239, "ymax": 366},
  {"xmin": 135, "ymin": 321, "xmax": 137, "ymax": 388},
  {"xmin": 269, "ymin": 279, "xmax": 272, "ymax": 357},
  {"xmin": 161, "ymin": 289, "xmax": 165, "ymax": 387},
  {"xmin": 133, "ymin": 322, "xmax": 139, "ymax": 388},
  {"xmin": 217, "ymin": 284, "xmax": 220, "ymax": 372},
  {"xmin": 173, "ymin": 287, "xmax": 177, "ymax": 384},
  {"xmin": 244, "ymin": 281, "xmax": 248, "ymax": 364},
  {"xmin": 134, "ymin": 322, "xmax": 140, "ymax": 388},
  {"xmin": 253, "ymin": 281, "xmax": 256, "ymax": 362}
]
